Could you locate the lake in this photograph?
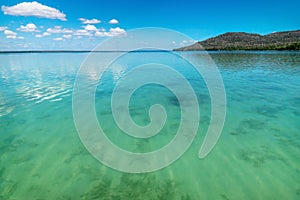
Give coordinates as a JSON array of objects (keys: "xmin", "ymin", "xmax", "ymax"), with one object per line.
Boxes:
[{"xmin": 0, "ymin": 51, "xmax": 299, "ymax": 199}]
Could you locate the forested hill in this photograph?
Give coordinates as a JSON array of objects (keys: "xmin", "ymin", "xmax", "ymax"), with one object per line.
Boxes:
[{"xmin": 175, "ymin": 30, "xmax": 300, "ymax": 51}]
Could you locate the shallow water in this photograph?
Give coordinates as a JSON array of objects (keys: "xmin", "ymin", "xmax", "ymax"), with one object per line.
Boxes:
[{"xmin": 0, "ymin": 51, "xmax": 300, "ymax": 199}]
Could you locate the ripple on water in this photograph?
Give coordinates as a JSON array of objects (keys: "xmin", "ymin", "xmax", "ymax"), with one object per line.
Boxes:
[
  {"xmin": 0, "ymin": 95, "xmax": 14, "ymax": 117},
  {"xmin": 0, "ymin": 51, "xmax": 300, "ymax": 199}
]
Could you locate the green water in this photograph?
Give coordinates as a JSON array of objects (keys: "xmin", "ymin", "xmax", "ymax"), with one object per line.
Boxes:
[{"xmin": 0, "ymin": 52, "xmax": 300, "ymax": 199}]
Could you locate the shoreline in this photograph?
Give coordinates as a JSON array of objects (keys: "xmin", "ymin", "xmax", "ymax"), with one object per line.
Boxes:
[{"xmin": 0, "ymin": 49, "xmax": 300, "ymax": 54}]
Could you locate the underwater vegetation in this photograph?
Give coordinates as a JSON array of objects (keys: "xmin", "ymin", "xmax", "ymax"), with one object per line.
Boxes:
[
  {"xmin": 272, "ymin": 131, "xmax": 300, "ymax": 150},
  {"xmin": 254, "ymin": 105, "xmax": 280, "ymax": 118},
  {"xmin": 168, "ymin": 96, "xmax": 180, "ymax": 107},
  {"xmin": 290, "ymin": 97, "xmax": 300, "ymax": 106},
  {"xmin": 238, "ymin": 145, "xmax": 286, "ymax": 168},
  {"xmin": 220, "ymin": 193, "xmax": 231, "ymax": 200},
  {"xmin": 0, "ymin": 167, "xmax": 18, "ymax": 200},
  {"xmin": 81, "ymin": 173, "xmax": 191, "ymax": 200},
  {"xmin": 288, "ymin": 97, "xmax": 300, "ymax": 116},
  {"xmin": 230, "ymin": 118, "xmax": 266, "ymax": 136},
  {"xmin": 0, "ymin": 133, "xmax": 38, "ymax": 199},
  {"xmin": 296, "ymin": 188, "xmax": 300, "ymax": 197},
  {"xmin": 168, "ymin": 94, "xmax": 207, "ymax": 108}
]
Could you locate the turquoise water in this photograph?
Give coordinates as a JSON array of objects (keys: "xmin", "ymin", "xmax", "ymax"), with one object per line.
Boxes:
[{"xmin": 0, "ymin": 51, "xmax": 300, "ymax": 199}]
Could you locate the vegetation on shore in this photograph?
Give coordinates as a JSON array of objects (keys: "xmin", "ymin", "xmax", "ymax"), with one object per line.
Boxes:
[{"xmin": 175, "ymin": 30, "xmax": 300, "ymax": 51}]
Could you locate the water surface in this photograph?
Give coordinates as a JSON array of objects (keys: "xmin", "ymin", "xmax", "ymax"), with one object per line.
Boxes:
[{"xmin": 0, "ymin": 51, "xmax": 299, "ymax": 199}]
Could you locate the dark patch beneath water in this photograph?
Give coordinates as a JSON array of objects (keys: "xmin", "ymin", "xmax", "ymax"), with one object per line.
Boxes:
[
  {"xmin": 0, "ymin": 168, "xmax": 17, "ymax": 200},
  {"xmin": 290, "ymin": 97, "xmax": 300, "ymax": 107},
  {"xmin": 230, "ymin": 119, "xmax": 266, "ymax": 136},
  {"xmin": 238, "ymin": 145, "xmax": 286, "ymax": 167},
  {"xmin": 296, "ymin": 188, "xmax": 300, "ymax": 196},
  {"xmin": 272, "ymin": 132, "xmax": 300, "ymax": 149},
  {"xmin": 169, "ymin": 96, "xmax": 180, "ymax": 107},
  {"xmin": 81, "ymin": 173, "xmax": 191, "ymax": 200},
  {"xmin": 254, "ymin": 105, "xmax": 280, "ymax": 118}
]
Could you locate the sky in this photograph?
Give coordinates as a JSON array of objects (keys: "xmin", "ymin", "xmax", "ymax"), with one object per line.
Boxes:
[{"xmin": 0, "ymin": 0, "xmax": 299, "ymax": 50}]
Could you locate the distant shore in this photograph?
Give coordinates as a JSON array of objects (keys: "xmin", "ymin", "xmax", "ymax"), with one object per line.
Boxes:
[
  {"xmin": 0, "ymin": 50, "xmax": 171, "ymax": 53},
  {"xmin": 1, "ymin": 49, "xmax": 300, "ymax": 54},
  {"xmin": 175, "ymin": 30, "xmax": 300, "ymax": 51}
]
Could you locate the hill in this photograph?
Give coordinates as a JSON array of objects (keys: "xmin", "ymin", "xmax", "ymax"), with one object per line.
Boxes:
[{"xmin": 175, "ymin": 30, "xmax": 300, "ymax": 51}]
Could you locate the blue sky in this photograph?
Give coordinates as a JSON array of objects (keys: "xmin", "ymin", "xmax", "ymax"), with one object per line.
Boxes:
[{"xmin": 0, "ymin": 0, "xmax": 299, "ymax": 50}]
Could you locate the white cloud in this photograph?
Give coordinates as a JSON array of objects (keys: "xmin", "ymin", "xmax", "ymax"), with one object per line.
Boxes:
[
  {"xmin": 95, "ymin": 27, "xmax": 126, "ymax": 37},
  {"xmin": 53, "ymin": 37, "xmax": 63, "ymax": 41},
  {"xmin": 75, "ymin": 30, "xmax": 91, "ymax": 36},
  {"xmin": 84, "ymin": 24, "xmax": 97, "ymax": 31},
  {"xmin": 79, "ymin": 18, "xmax": 100, "ymax": 24},
  {"xmin": 4, "ymin": 29, "xmax": 23, "ymax": 39},
  {"xmin": 35, "ymin": 31, "xmax": 51, "ymax": 38},
  {"xmin": 63, "ymin": 34, "xmax": 72, "ymax": 39},
  {"xmin": 43, "ymin": 32, "xmax": 51, "ymax": 36},
  {"xmin": 95, "ymin": 31, "xmax": 109, "ymax": 37},
  {"xmin": 74, "ymin": 29, "xmax": 91, "ymax": 36},
  {"xmin": 109, "ymin": 19, "xmax": 119, "ymax": 24},
  {"xmin": 6, "ymin": 35, "xmax": 17, "ymax": 39},
  {"xmin": 0, "ymin": 26, "xmax": 7, "ymax": 31},
  {"xmin": 46, "ymin": 26, "xmax": 73, "ymax": 34},
  {"xmin": 1, "ymin": 1, "xmax": 66, "ymax": 21},
  {"xmin": 109, "ymin": 27, "xmax": 126, "ymax": 36},
  {"xmin": 61, "ymin": 28, "xmax": 72, "ymax": 33},
  {"xmin": 4, "ymin": 29, "xmax": 17, "ymax": 36},
  {"xmin": 18, "ymin": 23, "xmax": 38, "ymax": 32}
]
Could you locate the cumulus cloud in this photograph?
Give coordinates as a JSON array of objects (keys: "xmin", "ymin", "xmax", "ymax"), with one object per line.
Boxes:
[
  {"xmin": 84, "ymin": 24, "xmax": 97, "ymax": 31},
  {"xmin": 53, "ymin": 37, "xmax": 63, "ymax": 41},
  {"xmin": 1, "ymin": 1, "xmax": 66, "ymax": 21},
  {"xmin": 4, "ymin": 29, "xmax": 17, "ymax": 36},
  {"xmin": 4, "ymin": 29, "xmax": 23, "ymax": 39},
  {"xmin": 18, "ymin": 23, "xmax": 38, "ymax": 32},
  {"xmin": 63, "ymin": 34, "xmax": 72, "ymax": 39},
  {"xmin": 35, "ymin": 31, "xmax": 51, "ymax": 37},
  {"xmin": 109, "ymin": 19, "xmax": 119, "ymax": 24},
  {"xmin": 6, "ymin": 35, "xmax": 17, "ymax": 39},
  {"xmin": 94, "ymin": 31, "xmax": 108, "ymax": 37},
  {"xmin": 74, "ymin": 29, "xmax": 91, "ymax": 36},
  {"xmin": 43, "ymin": 32, "xmax": 51, "ymax": 36},
  {"xmin": 79, "ymin": 18, "xmax": 100, "ymax": 24},
  {"xmin": 46, "ymin": 26, "xmax": 73, "ymax": 34},
  {"xmin": 0, "ymin": 26, "xmax": 7, "ymax": 31},
  {"xmin": 95, "ymin": 27, "xmax": 126, "ymax": 37},
  {"xmin": 110, "ymin": 27, "xmax": 125, "ymax": 35}
]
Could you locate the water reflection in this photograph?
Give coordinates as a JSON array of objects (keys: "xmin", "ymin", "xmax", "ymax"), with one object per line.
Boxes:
[{"xmin": 0, "ymin": 53, "xmax": 82, "ymax": 111}]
